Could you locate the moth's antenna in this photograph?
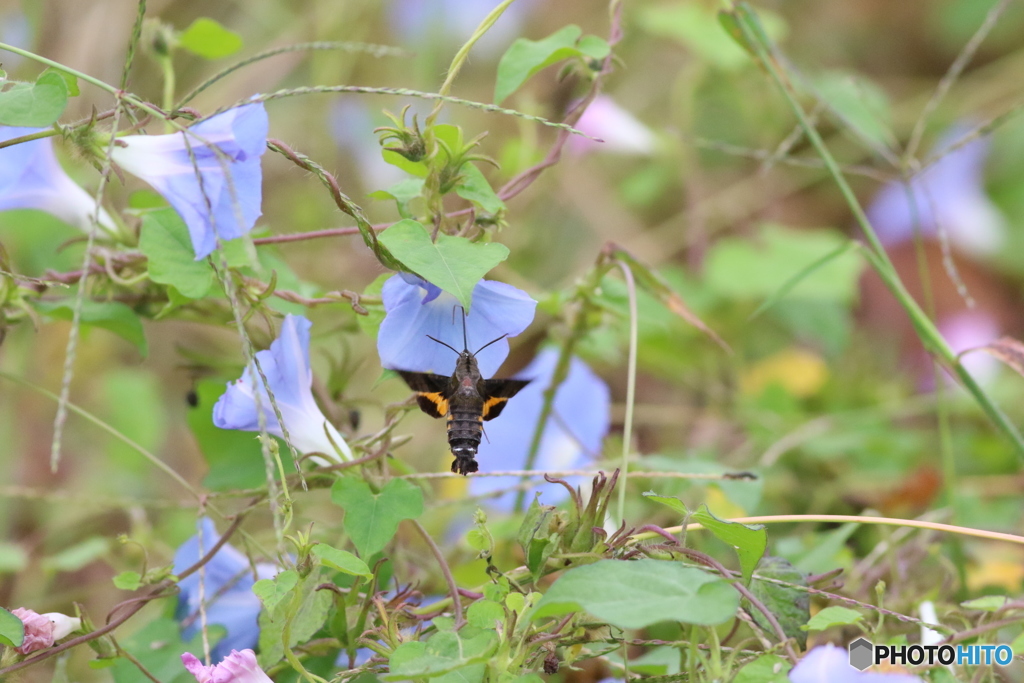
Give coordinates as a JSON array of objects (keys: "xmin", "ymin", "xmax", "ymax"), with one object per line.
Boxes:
[
  {"xmin": 474, "ymin": 334, "xmax": 508, "ymax": 355},
  {"xmin": 448, "ymin": 305, "xmax": 470, "ymax": 352},
  {"xmin": 460, "ymin": 307, "xmax": 469, "ymax": 352},
  {"xmin": 426, "ymin": 335, "xmax": 461, "ymax": 356}
]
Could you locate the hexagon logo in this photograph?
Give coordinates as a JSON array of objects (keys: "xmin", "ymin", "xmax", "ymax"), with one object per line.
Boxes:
[{"xmin": 848, "ymin": 638, "xmax": 873, "ymax": 671}]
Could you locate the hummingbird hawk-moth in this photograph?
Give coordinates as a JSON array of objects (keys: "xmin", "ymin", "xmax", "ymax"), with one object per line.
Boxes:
[{"xmin": 395, "ymin": 315, "xmax": 528, "ymax": 475}]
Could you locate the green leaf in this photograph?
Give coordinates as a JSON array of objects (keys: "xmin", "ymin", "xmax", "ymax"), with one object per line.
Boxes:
[
  {"xmin": 532, "ymin": 558, "xmax": 739, "ymax": 628},
  {"xmin": 692, "ymin": 504, "xmax": 767, "ymax": 584},
  {"xmin": 495, "ymin": 25, "xmax": 609, "ymax": 104},
  {"xmin": 454, "ymin": 165, "xmax": 506, "ymax": 215},
  {"xmin": 187, "ymin": 380, "xmax": 293, "ymax": 490},
  {"xmin": 961, "ymin": 595, "xmax": 1010, "ymax": 612},
  {"xmin": 42, "ymin": 537, "xmax": 109, "ymax": 572},
  {"xmin": 385, "ymin": 628, "xmax": 498, "ymax": 680},
  {"xmin": 377, "ymin": 219, "xmax": 509, "ymax": 312},
  {"xmin": 466, "ymin": 599, "xmax": 504, "ymax": 629},
  {"xmin": 34, "ymin": 299, "xmax": 148, "ymax": 357},
  {"xmin": 749, "ymin": 241, "xmax": 857, "ymax": 320},
  {"xmin": 642, "ymin": 491, "xmax": 689, "ymax": 516},
  {"xmin": 0, "ymin": 606, "xmax": 24, "ymax": 649},
  {"xmin": 0, "ymin": 70, "xmax": 69, "ymax": 126},
  {"xmin": 704, "ymin": 224, "xmax": 864, "ymax": 305},
  {"xmin": 733, "ymin": 654, "xmax": 791, "ymax": 683},
  {"xmin": 253, "ymin": 569, "xmax": 299, "ymax": 613},
  {"xmin": 139, "ymin": 208, "xmax": 214, "ymax": 298},
  {"xmin": 331, "ymin": 477, "xmax": 424, "ymax": 557},
  {"xmin": 178, "ymin": 18, "xmax": 244, "ymax": 60},
  {"xmin": 803, "ymin": 605, "xmax": 863, "ymax": 632},
  {"xmin": 41, "ymin": 68, "xmax": 79, "ymax": 97},
  {"xmin": 0, "ymin": 541, "xmax": 28, "ymax": 573},
  {"xmin": 382, "ymin": 149, "xmax": 429, "ymax": 177},
  {"xmin": 369, "ymin": 177, "xmax": 425, "ymax": 217},
  {"xmin": 113, "ymin": 571, "xmax": 142, "ymax": 591},
  {"xmin": 257, "ymin": 568, "xmax": 332, "ymax": 668},
  {"xmin": 311, "ymin": 544, "xmax": 372, "ymax": 578},
  {"xmin": 748, "ymin": 556, "xmax": 810, "ymax": 649}
]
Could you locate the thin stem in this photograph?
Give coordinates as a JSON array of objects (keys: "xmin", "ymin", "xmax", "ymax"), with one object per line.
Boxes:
[
  {"xmin": 49, "ymin": 103, "xmax": 125, "ymax": 472},
  {"xmin": 410, "ymin": 519, "xmax": 464, "ymax": 629},
  {"xmin": 904, "ymin": 0, "xmax": 1011, "ymax": 161},
  {"xmin": 0, "ymin": 128, "xmax": 59, "ymax": 150},
  {"xmin": 426, "ymin": 0, "xmax": 519, "ymax": 127},
  {"xmin": 0, "ymin": 42, "xmax": 120, "ymax": 95},
  {"xmin": 177, "ymin": 41, "xmax": 406, "ymax": 108},
  {"xmin": 397, "ymin": 469, "xmax": 742, "ymax": 480},
  {"xmin": 639, "ymin": 513, "xmax": 1024, "ymax": 547},
  {"xmin": 0, "ymin": 42, "xmax": 174, "ymax": 126},
  {"xmin": 252, "ymin": 226, "xmax": 366, "ymax": 245},
  {"xmin": 120, "ymin": 0, "xmax": 147, "ymax": 91},
  {"xmin": 230, "ymin": 86, "xmax": 593, "ymax": 139},
  {"xmin": 615, "ymin": 260, "xmax": 638, "ymax": 526}
]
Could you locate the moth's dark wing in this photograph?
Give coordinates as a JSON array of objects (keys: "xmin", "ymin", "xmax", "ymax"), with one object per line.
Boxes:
[
  {"xmin": 396, "ymin": 371, "xmax": 453, "ymax": 419},
  {"xmin": 480, "ymin": 378, "xmax": 530, "ymax": 421}
]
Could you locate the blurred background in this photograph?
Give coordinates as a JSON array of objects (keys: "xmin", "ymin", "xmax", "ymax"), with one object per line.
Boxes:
[{"xmin": 1, "ymin": 0, "xmax": 1023, "ymax": 679}]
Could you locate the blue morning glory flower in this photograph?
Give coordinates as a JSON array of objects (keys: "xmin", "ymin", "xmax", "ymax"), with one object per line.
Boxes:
[
  {"xmin": 788, "ymin": 644, "xmax": 922, "ymax": 682},
  {"xmin": 866, "ymin": 124, "xmax": 1005, "ymax": 258},
  {"xmin": 377, "ymin": 274, "xmax": 537, "ymax": 377},
  {"xmin": 0, "ymin": 127, "xmax": 116, "ymax": 233},
  {"xmin": 213, "ymin": 314, "xmax": 352, "ymax": 462},
  {"xmin": 174, "ymin": 518, "xmax": 277, "ymax": 661},
  {"xmin": 469, "ymin": 348, "xmax": 611, "ymax": 509},
  {"xmin": 110, "ymin": 102, "xmax": 268, "ymax": 259}
]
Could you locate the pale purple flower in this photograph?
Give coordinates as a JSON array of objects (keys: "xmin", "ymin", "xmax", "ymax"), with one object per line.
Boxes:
[
  {"xmin": 182, "ymin": 649, "xmax": 273, "ymax": 683},
  {"xmin": 213, "ymin": 314, "xmax": 352, "ymax": 462},
  {"xmin": 789, "ymin": 644, "xmax": 922, "ymax": 683},
  {"xmin": 470, "ymin": 349, "xmax": 611, "ymax": 509},
  {"xmin": 568, "ymin": 96, "xmax": 657, "ymax": 156},
  {"xmin": 866, "ymin": 125, "xmax": 1005, "ymax": 258},
  {"xmin": 110, "ymin": 102, "xmax": 268, "ymax": 259},
  {"xmin": 174, "ymin": 518, "xmax": 276, "ymax": 660},
  {"xmin": 378, "ymin": 274, "xmax": 536, "ymax": 377},
  {"xmin": 0, "ymin": 127, "xmax": 116, "ymax": 233}
]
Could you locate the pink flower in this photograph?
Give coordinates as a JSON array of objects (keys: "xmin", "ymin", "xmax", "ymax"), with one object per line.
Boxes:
[
  {"xmin": 568, "ymin": 96, "xmax": 657, "ymax": 156},
  {"xmin": 182, "ymin": 649, "xmax": 273, "ymax": 683},
  {"xmin": 10, "ymin": 607, "xmax": 55, "ymax": 655}
]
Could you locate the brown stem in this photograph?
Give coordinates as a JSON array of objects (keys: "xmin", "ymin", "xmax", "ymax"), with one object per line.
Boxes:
[
  {"xmin": 252, "ymin": 226, "xmax": 370, "ymax": 245},
  {"xmin": 409, "ymin": 519, "xmax": 464, "ymax": 629},
  {"xmin": 667, "ymin": 546, "xmax": 799, "ymax": 665},
  {"xmin": 638, "ymin": 524, "xmax": 679, "ymax": 544}
]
